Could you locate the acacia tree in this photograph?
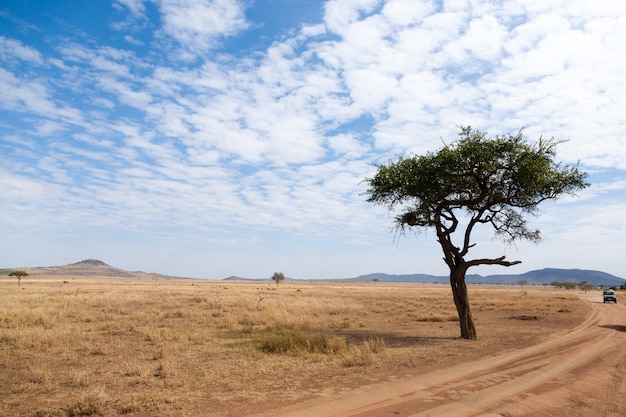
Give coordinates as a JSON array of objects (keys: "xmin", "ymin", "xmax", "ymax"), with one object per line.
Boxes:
[
  {"xmin": 364, "ymin": 126, "xmax": 588, "ymax": 339},
  {"xmin": 9, "ymin": 270, "xmax": 29, "ymax": 286},
  {"xmin": 271, "ymin": 272, "xmax": 285, "ymax": 288}
]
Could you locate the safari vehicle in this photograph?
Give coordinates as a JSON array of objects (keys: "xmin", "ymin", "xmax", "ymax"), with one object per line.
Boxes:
[{"xmin": 603, "ymin": 289, "xmax": 617, "ymax": 303}]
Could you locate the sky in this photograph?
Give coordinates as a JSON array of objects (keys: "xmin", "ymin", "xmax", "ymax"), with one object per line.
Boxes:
[{"xmin": 1, "ymin": 0, "xmax": 625, "ymax": 280}]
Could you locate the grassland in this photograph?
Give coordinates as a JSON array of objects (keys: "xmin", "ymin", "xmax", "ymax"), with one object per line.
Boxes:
[{"xmin": 0, "ymin": 277, "xmax": 587, "ymax": 417}]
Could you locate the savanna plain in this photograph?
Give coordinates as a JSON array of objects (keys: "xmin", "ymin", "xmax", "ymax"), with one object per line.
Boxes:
[{"xmin": 0, "ymin": 277, "xmax": 593, "ymax": 416}]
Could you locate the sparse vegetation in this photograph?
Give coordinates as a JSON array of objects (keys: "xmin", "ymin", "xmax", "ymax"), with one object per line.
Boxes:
[
  {"xmin": 551, "ymin": 280, "xmax": 595, "ymax": 291},
  {"xmin": 0, "ymin": 278, "xmax": 585, "ymax": 416},
  {"xmin": 257, "ymin": 326, "xmax": 347, "ymax": 355},
  {"xmin": 8, "ymin": 270, "xmax": 28, "ymax": 286},
  {"xmin": 271, "ymin": 271, "xmax": 285, "ymax": 288}
]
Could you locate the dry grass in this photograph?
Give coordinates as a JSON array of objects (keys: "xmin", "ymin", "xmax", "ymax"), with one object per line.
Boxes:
[{"xmin": 0, "ymin": 277, "xmax": 587, "ymax": 416}]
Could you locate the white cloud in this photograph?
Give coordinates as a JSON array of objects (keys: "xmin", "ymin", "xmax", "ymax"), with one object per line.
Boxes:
[
  {"xmin": 157, "ymin": 0, "xmax": 250, "ymax": 56},
  {"xmin": 0, "ymin": 68, "xmax": 84, "ymax": 127},
  {"xmin": 381, "ymin": 0, "xmax": 433, "ymax": 26},
  {"xmin": 2, "ymin": 0, "xmax": 626, "ymax": 278},
  {"xmin": 123, "ymin": 35, "xmax": 144, "ymax": 46},
  {"xmin": 114, "ymin": 0, "xmax": 146, "ymax": 17},
  {"xmin": 323, "ymin": 0, "xmax": 381, "ymax": 35},
  {"xmin": 111, "ymin": 0, "xmax": 149, "ymax": 31},
  {"xmin": 451, "ymin": 14, "xmax": 507, "ymax": 62},
  {"xmin": 327, "ymin": 133, "xmax": 371, "ymax": 158},
  {"xmin": 0, "ymin": 36, "xmax": 44, "ymax": 64},
  {"xmin": 97, "ymin": 77, "xmax": 153, "ymax": 109}
]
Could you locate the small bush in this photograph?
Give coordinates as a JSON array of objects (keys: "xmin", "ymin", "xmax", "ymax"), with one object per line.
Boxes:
[
  {"xmin": 66, "ymin": 395, "xmax": 105, "ymax": 416},
  {"xmin": 258, "ymin": 328, "xmax": 346, "ymax": 355},
  {"xmin": 116, "ymin": 398, "xmax": 142, "ymax": 414},
  {"xmin": 342, "ymin": 338, "xmax": 385, "ymax": 367},
  {"xmin": 365, "ymin": 336, "xmax": 386, "ymax": 353}
]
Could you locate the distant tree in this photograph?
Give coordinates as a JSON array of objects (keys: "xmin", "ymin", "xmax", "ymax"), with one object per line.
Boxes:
[
  {"xmin": 517, "ymin": 280, "xmax": 528, "ymax": 290},
  {"xmin": 372, "ymin": 278, "xmax": 380, "ymax": 284},
  {"xmin": 364, "ymin": 126, "xmax": 588, "ymax": 339},
  {"xmin": 271, "ymin": 272, "xmax": 285, "ymax": 288},
  {"xmin": 8, "ymin": 270, "xmax": 29, "ymax": 286},
  {"xmin": 552, "ymin": 281, "xmax": 578, "ymax": 289},
  {"xmin": 579, "ymin": 280, "xmax": 593, "ymax": 293}
]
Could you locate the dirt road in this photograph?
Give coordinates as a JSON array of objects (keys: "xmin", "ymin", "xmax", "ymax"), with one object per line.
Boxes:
[{"xmin": 251, "ymin": 296, "xmax": 626, "ymax": 417}]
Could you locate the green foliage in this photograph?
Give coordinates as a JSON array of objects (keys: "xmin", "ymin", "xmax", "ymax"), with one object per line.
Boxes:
[
  {"xmin": 365, "ymin": 126, "xmax": 589, "ymax": 247},
  {"xmin": 551, "ymin": 280, "xmax": 594, "ymax": 291},
  {"xmin": 271, "ymin": 272, "xmax": 285, "ymax": 285},
  {"xmin": 8, "ymin": 270, "xmax": 29, "ymax": 285},
  {"xmin": 364, "ymin": 126, "xmax": 589, "ymax": 339},
  {"xmin": 550, "ymin": 281, "xmax": 579, "ymax": 289}
]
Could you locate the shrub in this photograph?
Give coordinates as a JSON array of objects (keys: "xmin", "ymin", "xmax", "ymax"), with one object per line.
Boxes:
[
  {"xmin": 342, "ymin": 338, "xmax": 386, "ymax": 367},
  {"xmin": 257, "ymin": 328, "xmax": 346, "ymax": 355},
  {"xmin": 66, "ymin": 395, "xmax": 105, "ymax": 416}
]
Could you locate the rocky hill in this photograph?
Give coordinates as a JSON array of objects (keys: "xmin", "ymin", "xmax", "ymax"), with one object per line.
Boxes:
[{"xmin": 0, "ymin": 259, "xmax": 174, "ymax": 279}]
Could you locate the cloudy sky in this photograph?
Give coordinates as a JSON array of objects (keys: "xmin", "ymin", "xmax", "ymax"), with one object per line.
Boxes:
[{"xmin": 1, "ymin": 0, "xmax": 625, "ymax": 280}]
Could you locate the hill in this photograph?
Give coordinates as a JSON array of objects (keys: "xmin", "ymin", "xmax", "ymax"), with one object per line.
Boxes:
[
  {"xmin": 0, "ymin": 259, "xmax": 179, "ymax": 280},
  {"xmin": 357, "ymin": 268, "xmax": 625, "ymax": 287},
  {"xmin": 466, "ymin": 268, "xmax": 624, "ymax": 286}
]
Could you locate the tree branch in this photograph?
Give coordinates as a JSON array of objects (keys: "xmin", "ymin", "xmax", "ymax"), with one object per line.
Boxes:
[
  {"xmin": 460, "ymin": 208, "xmax": 486, "ymax": 256},
  {"xmin": 465, "ymin": 256, "xmax": 521, "ymax": 269}
]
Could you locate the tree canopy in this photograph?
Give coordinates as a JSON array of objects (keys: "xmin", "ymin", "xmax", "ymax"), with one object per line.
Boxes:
[
  {"xmin": 365, "ymin": 126, "xmax": 589, "ymax": 339},
  {"xmin": 271, "ymin": 272, "xmax": 285, "ymax": 287},
  {"xmin": 8, "ymin": 270, "xmax": 29, "ymax": 286}
]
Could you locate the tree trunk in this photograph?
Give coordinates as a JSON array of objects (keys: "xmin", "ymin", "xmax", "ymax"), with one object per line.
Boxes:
[{"xmin": 450, "ymin": 268, "xmax": 477, "ymax": 339}]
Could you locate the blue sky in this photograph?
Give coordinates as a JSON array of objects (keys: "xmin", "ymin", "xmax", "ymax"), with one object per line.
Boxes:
[{"xmin": 1, "ymin": 0, "xmax": 625, "ymax": 280}]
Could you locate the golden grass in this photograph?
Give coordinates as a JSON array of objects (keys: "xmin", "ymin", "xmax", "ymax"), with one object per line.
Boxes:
[{"xmin": 0, "ymin": 277, "xmax": 587, "ymax": 417}]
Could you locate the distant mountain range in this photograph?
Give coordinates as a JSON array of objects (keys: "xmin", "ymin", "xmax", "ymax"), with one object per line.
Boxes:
[
  {"xmin": 2, "ymin": 260, "xmax": 624, "ymax": 287},
  {"xmin": 355, "ymin": 269, "xmax": 625, "ymax": 287},
  {"xmin": 220, "ymin": 268, "xmax": 625, "ymax": 287}
]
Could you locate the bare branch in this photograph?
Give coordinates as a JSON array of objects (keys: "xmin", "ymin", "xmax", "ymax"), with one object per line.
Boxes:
[{"xmin": 466, "ymin": 256, "xmax": 522, "ymax": 269}]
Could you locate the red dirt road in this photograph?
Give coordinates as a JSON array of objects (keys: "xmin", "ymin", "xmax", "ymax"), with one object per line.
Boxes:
[{"xmin": 251, "ymin": 296, "xmax": 626, "ymax": 417}]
